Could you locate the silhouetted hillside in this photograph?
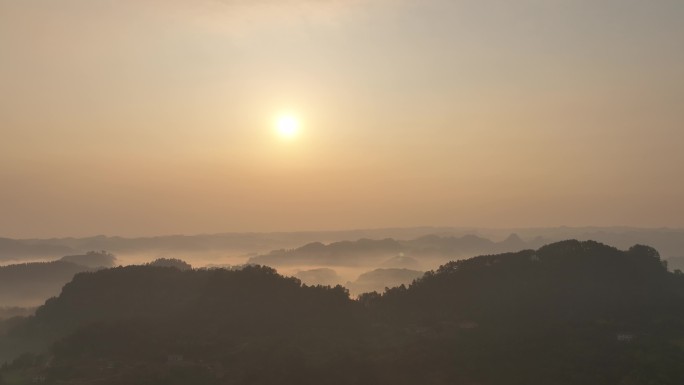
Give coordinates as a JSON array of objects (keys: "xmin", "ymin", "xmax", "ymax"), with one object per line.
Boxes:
[
  {"xmin": 248, "ymin": 234, "xmax": 533, "ymax": 267},
  {"xmin": 250, "ymin": 238, "xmax": 402, "ymax": 267},
  {"xmin": 0, "ymin": 261, "xmax": 91, "ymax": 307},
  {"xmin": 0, "ymin": 238, "xmax": 75, "ymax": 261},
  {"xmin": 147, "ymin": 258, "xmax": 192, "ymax": 270},
  {"xmin": 509, "ymin": 227, "xmax": 684, "ymax": 259},
  {"xmin": 60, "ymin": 251, "xmax": 117, "ymax": 269},
  {"xmin": 356, "ymin": 241, "xmax": 684, "ymax": 384},
  {"xmin": 2, "ymin": 240, "xmax": 684, "ymax": 385},
  {"xmin": 0, "ymin": 265, "xmax": 358, "ymax": 366}
]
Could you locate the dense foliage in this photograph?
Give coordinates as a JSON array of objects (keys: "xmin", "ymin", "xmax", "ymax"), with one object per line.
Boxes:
[{"xmin": 2, "ymin": 240, "xmax": 684, "ymax": 384}]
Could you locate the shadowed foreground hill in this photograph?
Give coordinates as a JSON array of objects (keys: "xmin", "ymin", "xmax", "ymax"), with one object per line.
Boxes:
[{"xmin": 2, "ymin": 240, "xmax": 684, "ymax": 385}]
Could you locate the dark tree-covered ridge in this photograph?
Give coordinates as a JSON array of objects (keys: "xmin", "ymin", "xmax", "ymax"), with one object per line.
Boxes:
[{"xmin": 2, "ymin": 240, "xmax": 684, "ymax": 385}]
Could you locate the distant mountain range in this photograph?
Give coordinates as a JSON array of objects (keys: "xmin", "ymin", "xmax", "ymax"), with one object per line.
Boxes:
[
  {"xmin": 0, "ymin": 228, "xmax": 462, "ymax": 261},
  {"xmin": 3, "ymin": 227, "xmax": 683, "ymax": 262},
  {"xmin": 248, "ymin": 233, "xmax": 541, "ymax": 267}
]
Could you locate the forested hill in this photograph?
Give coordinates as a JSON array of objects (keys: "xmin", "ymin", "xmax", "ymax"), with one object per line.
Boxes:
[
  {"xmin": 248, "ymin": 234, "xmax": 529, "ymax": 267},
  {"xmin": 365, "ymin": 240, "xmax": 684, "ymax": 326},
  {"xmin": 2, "ymin": 240, "xmax": 684, "ymax": 385},
  {"xmin": 0, "ymin": 261, "xmax": 91, "ymax": 308}
]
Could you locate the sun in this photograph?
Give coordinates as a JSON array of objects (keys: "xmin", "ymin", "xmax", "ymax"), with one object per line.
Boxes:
[{"xmin": 275, "ymin": 114, "xmax": 300, "ymax": 139}]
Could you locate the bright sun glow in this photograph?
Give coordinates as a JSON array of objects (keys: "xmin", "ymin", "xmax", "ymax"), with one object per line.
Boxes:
[{"xmin": 275, "ymin": 115, "xmax": 300, "ymax": 139}]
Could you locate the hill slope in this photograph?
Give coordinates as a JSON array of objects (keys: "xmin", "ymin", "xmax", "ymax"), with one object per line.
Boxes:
[
  {"xmin": 2, "ymin": 240, "xmax": 684, "ymax": 385},
  {"xmin": 0, "ymin": 261, "xmax": 91, "ymax": 307}
]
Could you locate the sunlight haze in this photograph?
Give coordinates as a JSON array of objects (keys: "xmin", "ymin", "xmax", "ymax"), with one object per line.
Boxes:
[{"xmin": 1, "ymin": 0, "xmax": 683, "ymax": 237}]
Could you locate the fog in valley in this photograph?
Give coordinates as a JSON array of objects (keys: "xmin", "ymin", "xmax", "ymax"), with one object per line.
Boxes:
[
  {"xmin": 2, "ymin": 0, "xmax": 684, "ymax": 383},
  {"xmin": 3, "ymin": 226, "xmax": 684, "ymax": 311}
]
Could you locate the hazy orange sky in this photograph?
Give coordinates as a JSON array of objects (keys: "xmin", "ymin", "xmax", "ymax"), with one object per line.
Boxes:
[{"xmin": 1, "ymin": 0, "xmax": 683, "ymax": 238}]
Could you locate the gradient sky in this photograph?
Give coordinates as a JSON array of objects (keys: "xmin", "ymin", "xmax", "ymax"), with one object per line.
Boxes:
[{"xmin": 1, "ymin": 0, "xmax": 683, "ymax": 238}]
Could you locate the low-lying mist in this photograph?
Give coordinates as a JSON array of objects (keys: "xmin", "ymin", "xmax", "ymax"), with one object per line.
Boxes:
[{"xmin": 3, "ymin": 227, "xmax": 684, "ymax": 309}]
